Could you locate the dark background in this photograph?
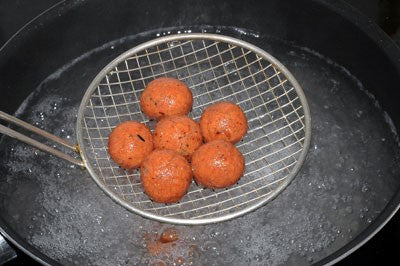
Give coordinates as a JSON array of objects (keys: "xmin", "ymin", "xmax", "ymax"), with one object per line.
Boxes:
[{"xmin": 0, "ymin": 0, "xmax": 399, "ymax": 265}]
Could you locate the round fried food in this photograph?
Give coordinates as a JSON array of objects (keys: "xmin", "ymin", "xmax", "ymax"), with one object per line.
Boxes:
[
  {"xmin": 140, "ymin": 77, "xmax": 193, "ymax": 120},
  {"xmin": 191, "ymin": 140, "xmax": 245, "ymax": 189},
  {"xmin": 141, "ymin": 149, "xmax": 193, "ymax": 203},
  {"xmin": 108, "ymin": 121, "xmax": 153, "ymax": 169},
  {"xmin": 200, "ymin": 101, "xmax": 247, "ymax": 143},
  {"xmin": 153, "ymin": 116, "xmax": 202, "ymax": 158}
]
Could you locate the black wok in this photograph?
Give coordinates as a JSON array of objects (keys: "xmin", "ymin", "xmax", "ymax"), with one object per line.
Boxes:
[{"xmin": 0, "ymin": 0, "xmax": 400, "ymax": 265}]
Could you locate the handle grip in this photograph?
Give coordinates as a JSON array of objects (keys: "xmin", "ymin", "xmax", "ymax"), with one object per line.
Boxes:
[{"xmin": 0, "ymin": 111, "xmax": 84, "ymax": 167}]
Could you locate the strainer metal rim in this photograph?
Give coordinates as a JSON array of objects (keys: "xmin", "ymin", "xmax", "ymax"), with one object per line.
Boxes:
[{"xmin": 76, "ymin": 33, "xmax": 312, "ymax": 225}]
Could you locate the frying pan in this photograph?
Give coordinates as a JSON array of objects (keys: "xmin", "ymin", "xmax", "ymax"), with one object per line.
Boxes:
[{"xmin": 0, "ymin": 0, "xmax": 400, "ymax": 265}]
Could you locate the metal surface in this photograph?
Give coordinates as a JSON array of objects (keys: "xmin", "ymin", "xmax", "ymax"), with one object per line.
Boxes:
[
  {"xmin": 77, "ymin": 33, "xmax": 311, "ymax": 224},
  {"xmin": 0, "ymin": 111, "xmax": 83, "ymax": 167},
  {"xmin": 0, "ymin": 234, "xmax": 16, "ymax": 265}
]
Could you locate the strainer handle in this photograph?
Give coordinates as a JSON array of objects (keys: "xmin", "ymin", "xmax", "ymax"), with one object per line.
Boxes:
[{"xmin": 0, "ymin": 111, "xmax": 84, "ymax": 167}]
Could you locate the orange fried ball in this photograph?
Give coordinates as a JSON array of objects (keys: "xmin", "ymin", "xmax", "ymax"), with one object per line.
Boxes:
[
  {"xmin": 140, "ymin": 77, "xmax": 193, "ymax": 120},
  {"xmin": 141, "ymin": 149, "xmax": 193, "ymax": 203},
  {"xmin": 108, "ymin": 121, "xmax": 153, "ymax": 169},
  {"xmin": 153, "ymin": 116, "xmax": 202, "ymax": 158},
  {"xmin": 191, "ymin": 140, "xmax": 245, "ymax": 189},
  {"xmin": 200, "ymin": 101, "xmax": 247, "ymax": 143}
]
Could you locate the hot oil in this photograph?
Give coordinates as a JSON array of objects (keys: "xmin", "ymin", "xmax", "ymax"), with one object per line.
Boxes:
[{"xmin": 0, "ymin": 26, "xmax": 399, "ymax": 265}]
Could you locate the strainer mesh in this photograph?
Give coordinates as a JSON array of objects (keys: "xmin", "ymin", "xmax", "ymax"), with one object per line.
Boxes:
[{"xmin": 80, "ymin": 36, "xmax": 306, "ymax": 222}]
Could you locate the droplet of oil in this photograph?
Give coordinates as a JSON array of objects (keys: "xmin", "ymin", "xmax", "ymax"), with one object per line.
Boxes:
[{"xmin": 361, "ymin": 185, "xmax": 369, "ymax": 192}]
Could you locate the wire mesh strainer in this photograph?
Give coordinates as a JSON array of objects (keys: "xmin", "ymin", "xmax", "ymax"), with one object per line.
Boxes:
[{"xmin": 0, "ymin": 33, "xmax": 311, "ymax": 225}]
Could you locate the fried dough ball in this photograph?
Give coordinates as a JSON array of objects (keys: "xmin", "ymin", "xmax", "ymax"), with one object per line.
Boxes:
[
  {"xmin": 191, "ymin": 140, "xmax": 245, "ymax": 189},
  {"xmin": 141, "ymin": 149, "xmax": 193, "ymax": 203},
  {"xmin": 153, "ymin": 116, "xmax": 202, "ymax": 158},
  {"xmin": 140, "ymin": 77, "xmax": 193, "ymax": 120},
  {"xmin": 200, "ymin": 101, "xmax": 247, "ymax": 143},
  {"xmin": 108, "ymin": 121, "xmax": 153, "ymax": 169}
]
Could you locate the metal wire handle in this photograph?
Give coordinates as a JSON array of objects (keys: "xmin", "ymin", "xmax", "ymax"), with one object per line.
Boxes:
[
  {"xmin": 0, "ymin": 111, "xmax": 84, "ymax": 167},
  {"xmin": 77, "ymin": 33, "xmax": 311, "ymax": 225}
]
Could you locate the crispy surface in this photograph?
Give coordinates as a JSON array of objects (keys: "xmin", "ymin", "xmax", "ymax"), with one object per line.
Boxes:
[
  {"xmin": 200, "ymin": 101, "xmax": 247, "ymax": 143},
  {"xmin": 140, "ymin": 77, "xmax": 193, "ymax": 120},
  {"xmin": 154, "ymin": 116, "xmax": 203, "ymax": 158},
  {"xmin": 108, "ymin": 121, "xmax": 153, "ymax": 169},
  {"xmin": 191, "ymin": 140, "xmax": 245, "ymax": 189},
  {"xmin": 141, "ymin": 149, "xmax": 193, "ymax": 203}
]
